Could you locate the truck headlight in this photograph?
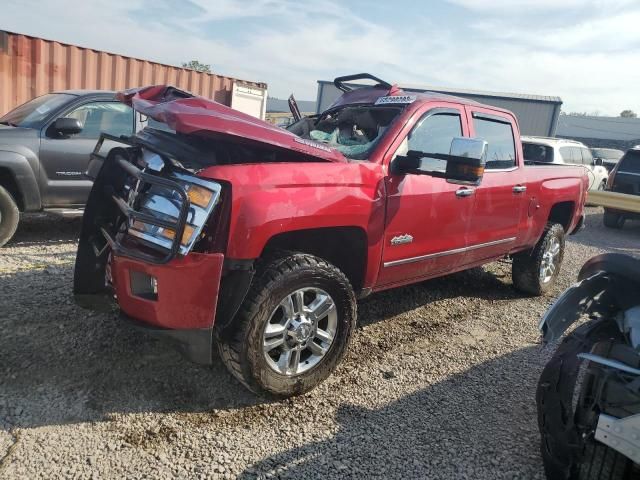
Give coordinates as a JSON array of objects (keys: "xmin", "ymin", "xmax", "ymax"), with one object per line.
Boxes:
[{"xmin": 127, "ymin": 172, "xmax": 222, "ymax": 255}]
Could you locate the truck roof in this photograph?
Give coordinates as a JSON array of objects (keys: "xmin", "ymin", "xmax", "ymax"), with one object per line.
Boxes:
[{"xmin": 328, "ymin": 85, "xmax": 515, "ymax": 116}]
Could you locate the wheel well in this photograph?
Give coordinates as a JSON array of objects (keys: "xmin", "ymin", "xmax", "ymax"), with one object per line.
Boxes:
[
  {"xmin": 262, "ymin": 227, "xmax": 368, "ymax": 292},
  {"xmin": 548, "ymin": 202, "xmax": 574, "ymax": 232},
  {"xmin": 0, "ymin": 168, "xmax": 23, "ymax": 210}
]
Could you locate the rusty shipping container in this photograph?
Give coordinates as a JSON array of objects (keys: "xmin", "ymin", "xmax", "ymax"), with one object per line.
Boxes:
[{"xmin": 0, "ymin": 30, "xmax": 267, "ymax": 116}]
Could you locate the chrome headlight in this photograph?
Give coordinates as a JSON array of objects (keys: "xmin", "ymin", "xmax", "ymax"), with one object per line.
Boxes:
[{"xmin": 127, "ymin": 171, "xmax": 222, "ymax": 255}]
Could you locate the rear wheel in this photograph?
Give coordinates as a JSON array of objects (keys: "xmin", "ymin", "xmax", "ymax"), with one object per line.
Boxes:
[
  {"xmin": 512, "ymin": 222, "xmax": 565, "ymax": 295},
  {"xmin": 603, "ymin": 210, "xmax": 625, "ymax": 229},
  {"xmin": 0, "ymin": 185, "xmax": 19, "ymax": 247},
  {"xmin": 216, "ymin": 252, "xmax": 356, "ymax": 397}
]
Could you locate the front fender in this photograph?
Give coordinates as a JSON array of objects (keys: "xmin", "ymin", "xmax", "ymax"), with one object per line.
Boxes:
[
  {"xmin": 540, "ymin": 254, "xmax": 640, "ymax": 342},
  {"xmin": 539, "ymin": 272, "xmax": 611, "ymax": 342},
  {"xmin": 0, "ymin": 150, "xmax": 41, "ymax": 210}
]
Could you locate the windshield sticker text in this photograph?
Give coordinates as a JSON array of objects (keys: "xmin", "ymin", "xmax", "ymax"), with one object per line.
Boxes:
[{"xmin": 374, "ymin": 95, "xmax": 417, "ymax": 105}]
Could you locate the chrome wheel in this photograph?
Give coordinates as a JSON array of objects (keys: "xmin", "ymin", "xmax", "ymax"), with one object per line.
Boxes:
[
  {"xmin": 263, "ymin": 287, "xmax": 337, "ymax": 376},
  {"xmin": 540, "ymin": 237, "xmax": 561, "ymax": 284}
]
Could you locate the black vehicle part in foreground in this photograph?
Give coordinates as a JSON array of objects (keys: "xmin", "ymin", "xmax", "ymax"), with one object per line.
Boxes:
[{"xmin": 537, "ymin": 253, "xmax": 640, "ymax": 479}]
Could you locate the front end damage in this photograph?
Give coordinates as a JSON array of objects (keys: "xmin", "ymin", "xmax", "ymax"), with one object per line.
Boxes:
[
  {"xmin": 73, "ymin": 83, "xmax": 355, "ymax": 364},
  {"xmin": 74, "ymin": 133, "xmax": 233, "ymax": 364}
]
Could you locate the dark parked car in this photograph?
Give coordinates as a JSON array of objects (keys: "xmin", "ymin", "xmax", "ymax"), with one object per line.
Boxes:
[
  {"xmin": 0, "ymin": 91, "xmax": 137, "ymax": 246},
  {"xmin": 591, "ymin": 147, "xmax": 624, "ymax": 173},
  {"xmin": 603, "ymin": 147, "xmax": 640, "ymax": 229}
]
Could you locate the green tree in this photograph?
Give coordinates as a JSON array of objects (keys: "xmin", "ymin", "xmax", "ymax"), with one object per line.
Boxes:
[
  {"xmin": 181, "ymin": 60, "xmax": 211, "ymax": 73},
  {"xmin": 620, "ymin": 110, "xmax": 637, "ymax": 118}
]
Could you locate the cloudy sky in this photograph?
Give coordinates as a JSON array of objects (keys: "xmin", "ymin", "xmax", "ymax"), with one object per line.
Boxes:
[{"xmin": 2, "ymin": 0, "xmax": 639, "ymax": 115}]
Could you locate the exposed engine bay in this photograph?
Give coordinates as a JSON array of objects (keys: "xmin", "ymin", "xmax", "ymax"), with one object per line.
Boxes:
[{"xmin": 133, "ymin": 127, "xmax": 326, "ymax": 171}]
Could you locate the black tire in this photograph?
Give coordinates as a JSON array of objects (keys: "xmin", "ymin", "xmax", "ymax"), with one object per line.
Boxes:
[
  {"xmin": 512, "ymin": 222, "xmax": 565, "ymax": 296},
  {"xmin": 215, "ymin": 252, "xmax": 356, "ymax": 398},
  {"xmin": 603, "ymin": 210, "xmax": 625, "ymax": 230},
  {"xmin": 0, "ymin": 185, "xmax": 19, "ymax": 247},
  {"xmin": 537, "ymin": 320, "xmax": 636, "ymax": 480},
  {"xmin": 577, "ymin": 442, "xmax": 630, "ymax": 480}
]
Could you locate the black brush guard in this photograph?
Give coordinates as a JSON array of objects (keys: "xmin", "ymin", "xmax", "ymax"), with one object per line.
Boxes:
[{"xmin": 89, "ymin": 133, "xmax": 191, "ymax": 265}]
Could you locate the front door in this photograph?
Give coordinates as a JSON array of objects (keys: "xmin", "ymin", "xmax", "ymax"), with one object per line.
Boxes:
[
  {"xmin": 462, "ymin": 108, "xmax": 525, "ymax": 265},
  {"xmin": 378, "ymin": 104, "xmax": 475, "ymax": 287},
  {"xmin": 39, "ymin": 100, "xmax": 134, "ymax": 207}
]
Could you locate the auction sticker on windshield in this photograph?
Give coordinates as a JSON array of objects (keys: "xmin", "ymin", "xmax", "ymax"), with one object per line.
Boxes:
[{"xmin": 374, "ymin": 95, "xmax": 417, "ymax": 105}]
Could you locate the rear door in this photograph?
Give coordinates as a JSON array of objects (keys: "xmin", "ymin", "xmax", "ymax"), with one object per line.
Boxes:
[
  {"xmin": 39, "ymin": 99, "xmax": 134, "ymax": 207},
  {"xmin": 461, "ymin": 108, "xmax": 525, "ymax": 266},
  {"xmin": 378, "ymin": 103, "xmax": 475, "ymax": 286}
]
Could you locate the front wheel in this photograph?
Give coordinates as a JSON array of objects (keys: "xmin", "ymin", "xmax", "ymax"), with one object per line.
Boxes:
[
  {"xmin": 0, "ymin": 185, "xmax": 19, "ymax": 248},
  {"xmin": 216, "ymin": 253, "xmax": 356, "ymax": 397},
  {"xmin": 512, "ymin": 222, "xmax": 565, "ymax": 295}
]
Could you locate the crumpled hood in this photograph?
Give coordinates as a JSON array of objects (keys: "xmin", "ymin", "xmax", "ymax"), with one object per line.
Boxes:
[{"xmin": 117, "ymin": 85, "xmax": 347, "ymax": 163}]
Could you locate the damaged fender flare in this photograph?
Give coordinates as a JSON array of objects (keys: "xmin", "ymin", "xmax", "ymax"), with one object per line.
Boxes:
[{"xmin": 540, "ymin": 253, "xmax": 640, "ymax": 342}]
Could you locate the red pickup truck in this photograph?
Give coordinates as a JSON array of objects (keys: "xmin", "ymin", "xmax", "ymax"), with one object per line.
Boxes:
[{"xmin": 75, "ymin": 74, "xmax": 588, "ymax": 397}]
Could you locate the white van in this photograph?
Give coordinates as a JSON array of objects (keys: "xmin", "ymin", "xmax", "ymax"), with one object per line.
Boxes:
[{"xmin": 522, "ymin": 136, "xmax": 609, "ymax": 191}]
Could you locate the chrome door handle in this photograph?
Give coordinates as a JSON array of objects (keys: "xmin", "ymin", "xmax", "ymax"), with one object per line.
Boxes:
[
  {"xmin": 513, "ymin": 185, "xmax": 527, "ymax": 193},
  {"xmin": 455, "ymin": 188, "xmax": 475, "ymax": 198}
]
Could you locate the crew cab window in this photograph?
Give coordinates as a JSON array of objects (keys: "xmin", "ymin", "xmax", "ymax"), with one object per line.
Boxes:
[
  {"xmin": 65, "ymin": 102, "xmax": 134, "ymax": 139},
  {"xmin": 395, "ymin": 112, "xmax": 463, "ymax": 172},
  {"xmin": 472, "ymin": 116, "xmax": 516, "ymax": 169}
]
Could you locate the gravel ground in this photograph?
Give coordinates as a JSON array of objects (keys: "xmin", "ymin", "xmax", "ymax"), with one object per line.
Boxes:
[{"xmin": 0, "ymin": 207, "xmax": 639, "ymax": 479}]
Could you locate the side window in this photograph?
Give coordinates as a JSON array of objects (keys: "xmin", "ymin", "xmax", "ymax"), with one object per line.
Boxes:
[
  {"xmin": 559, "ymin": 146, "xmax": 574, "ymax": 164},
  {"xmin": 401, "ymin": 112, "xmax": 463, "ymax": 172},
  {"xmin": 65, "ymin": 102, "xmax": 134, "ymax": 139},
  {"xmin": 472, "ymin": 116, "xmax": 516, "ymax": 169},
  {"xmin": 408, "ymin": 113, "xmax": 463, "ymax": 154},
  {"xmin": 580, "ymin": 148, "xmax": 594, "ymax": 166}
]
